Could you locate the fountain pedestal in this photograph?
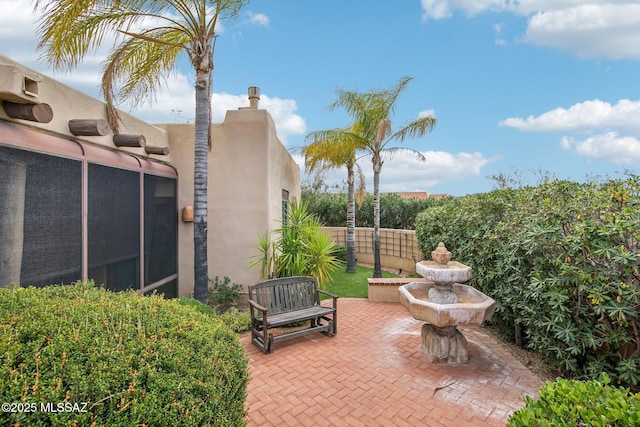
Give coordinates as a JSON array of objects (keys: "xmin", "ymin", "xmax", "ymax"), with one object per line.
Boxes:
[
  {"xmin": 398, "ymin": 243, "xmax": 496, "ymax": 364},
  {"xmin": 422, "ymin": 324, "xmax": 468, "ymax": 364}
]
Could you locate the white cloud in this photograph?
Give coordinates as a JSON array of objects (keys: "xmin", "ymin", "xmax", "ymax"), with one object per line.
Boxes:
[
  {"xmin": 561, "ymin": 132, "xmax": 640, "ymax": 164},
  {"xmin": 419, "ymin": 1, "xmax": 640, "ymax": 60},
  {"xmin": 259, "ymin": 96, "xmax": 307, "ymax": 143},
  {"xmin": 0, "ymin": 1, "xmax": 44, "ymax": 66},
  {"xmin": 499, "ymin": 99, "xmax": 640, "ymax": 134},
  {"xmin": 502, "ymin": 99, "xmax": 640, "ymax": 165},
  {"xmin": 122, "ymin": 73, "xmax": 195, "ymax": 123},
  {"xmin": 420, "ymin": 0, "xmax": 637, "ymax": 18},
  {"xmin": 378, "ymin": 150, "xmax": 496, "ymax": 191},
  {"xmin": 246, "ymin": 11, "xmax": 270, "ymax": 27},
  {"xmin": 493, "ymin": 22, "xmax": 508, "ymax": 46},
  {"xmin": 421, "ymin": 0, "xmax": 453, "ymax": 20},
  {"xmin": 418, "ymin": 109, "xmax": 436, "ymax": 119},
  {"xmin": 505, "ymin": 1, "xmax": 598, "ymax": 16},
  {"xmin": 208, "ymin": 92, "xmax": 306, "ymax": 144},
  {"xmin": 523, "ymin": 4, "xmax": 640, "ymax": 59},
  {"xmin": 302, "ymin": 149, "xmax": 499, "ymax": 192},
  {"xmin": 421, "ymin": 0, "xmax": 503, "ymax": 21}
]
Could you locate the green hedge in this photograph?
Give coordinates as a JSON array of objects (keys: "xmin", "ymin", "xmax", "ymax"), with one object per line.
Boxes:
[
  {"xmin": 508, "ymin": 374, "xmax": 640, "ymax": 426},
  {"xmin": 303, "ymin": 191, "xmax": 445, "ymax": 229},
  {"xmin": 0, "ymin": 282, "xmax": 249, "ymax": 426},
  {"xmin": 415, "ymin": 177, "xmax": 640, "ymax": 390}
]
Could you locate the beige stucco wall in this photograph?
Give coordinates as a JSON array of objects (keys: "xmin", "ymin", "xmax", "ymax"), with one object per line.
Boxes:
[
  {"xmin": 160, "ymin": 108, "xmax": 300, "ymax": 297},
  {"xmin": 0, "ymin": 55, "xmax": 170, "ymax": 155}
]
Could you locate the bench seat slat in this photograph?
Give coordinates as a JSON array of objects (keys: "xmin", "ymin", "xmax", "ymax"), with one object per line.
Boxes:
[{"xmin": 257, "ymin": 306, "xmax": 335, "ymax": 328}]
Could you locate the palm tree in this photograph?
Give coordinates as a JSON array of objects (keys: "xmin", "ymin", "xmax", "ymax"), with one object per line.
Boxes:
[
  {"xmin": 332, "ymin": 76, "xmax": 437, "ymax": 277},
  {"xmin": 33, "ymin": 0, "xmax": 250, "ymax": 303},
  {"xmin": 302, "ymin": 128, "xmax": 366, "ymax": 273}
]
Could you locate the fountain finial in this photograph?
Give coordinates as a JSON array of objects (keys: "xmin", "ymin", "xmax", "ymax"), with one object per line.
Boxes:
[{"xmin": 431, "ymin": 242, "xmax": 451, "ymax": 265}]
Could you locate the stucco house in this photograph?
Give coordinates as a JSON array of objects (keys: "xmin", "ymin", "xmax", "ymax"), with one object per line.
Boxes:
[{"xmin": 0, "ymin": 54, "xmax": 300, "ymax": 297}]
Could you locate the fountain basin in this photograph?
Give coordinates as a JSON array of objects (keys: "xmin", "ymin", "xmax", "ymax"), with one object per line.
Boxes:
[
  {"xmin": 398, "ymin": 281, "xmax": 496, "ymax": 328},
  {"xmin": 416, "ymin": 260, "xmax": 472, "ymax": 286}
]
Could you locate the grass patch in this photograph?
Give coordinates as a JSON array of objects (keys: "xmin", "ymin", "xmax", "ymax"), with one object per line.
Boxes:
[{"xmin": 323, "ymin": 265, "xmax": 399, "ymax": 298}]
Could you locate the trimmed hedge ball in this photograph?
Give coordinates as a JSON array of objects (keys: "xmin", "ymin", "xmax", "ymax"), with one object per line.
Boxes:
[{"xmin": 0, "ymin": 282, "xmax": 249, "ymax": 426}]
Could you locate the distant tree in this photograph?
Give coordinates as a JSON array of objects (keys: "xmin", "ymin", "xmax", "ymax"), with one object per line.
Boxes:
[
  {"xmin": 331, "ymin": 77, "xmax": 436, "ymax": 277},
  {"xmin": 33, "ymin": 0, "xmax": 251, "ymax": 303}
]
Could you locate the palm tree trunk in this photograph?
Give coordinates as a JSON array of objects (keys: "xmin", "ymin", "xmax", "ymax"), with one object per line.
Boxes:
[
  {"xmin": 372, "ymin": 159, "xmax": 382, "ymax": 278},
  {"xmin": 346, "ymin": 163, "xmax": 356, "ymax": 273},
  {"xmin": 193, "ymin": 66, "xmax": 210, "ymax": 304}
]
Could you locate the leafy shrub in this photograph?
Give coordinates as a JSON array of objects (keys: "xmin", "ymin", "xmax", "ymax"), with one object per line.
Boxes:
[
  {"xmin": 176, "ymin": 296, "xmax": 218, "ymax": 317},
  {"xmin": 176, "ymin": 297, "xmax": 250, "ymax": 333},
  {"xmin": 356, "ymin": 193, "xmax": 445, "ymax": 230},
  {"xmin": 302, "ymin": 188, "xmax": 349, "ymax": 227},
  {"xmin": 0, "ymin": 282, "xmax": 249, "ymax": 426},
  {"xmin": 302, "ymin": 183, "xmax": 446, "ymax": 230},
  {"xmin": 216, "ymin": 309, "xmax": 251, "ymax": 333},
  {"xmin": 208, "ymin": 276, "xmax": 242, "ymax": 313},
  {"xmin": 508, "ymin": 374, "xmax": 640, "ymax": 426},
  {"xmin": 415, "ymin": 176, "xmax": 640, "ymax": 390},
  {"xmin": 251, "ymin": 200, "xmax": 342, "ymax": 287}
]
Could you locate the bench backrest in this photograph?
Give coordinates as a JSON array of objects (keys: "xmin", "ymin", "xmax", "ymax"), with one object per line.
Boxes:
[{"xmin": 249, "ymin": 276, "xmax": 320, "ymax": 315}]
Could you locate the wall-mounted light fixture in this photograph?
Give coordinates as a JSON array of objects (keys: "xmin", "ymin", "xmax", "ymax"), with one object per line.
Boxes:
[{"xmin": 182, "ymin": 205, "xmax": 194, "ymax": 222}]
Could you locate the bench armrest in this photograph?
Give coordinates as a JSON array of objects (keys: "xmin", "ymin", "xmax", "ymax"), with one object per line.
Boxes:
[
  {"xmin": 318, "ymin": 289, "xmax": 338, "ymax": 308},
  {"xmin": 248, "ymin": 299, "xmax": 267, "ymax": 313}
]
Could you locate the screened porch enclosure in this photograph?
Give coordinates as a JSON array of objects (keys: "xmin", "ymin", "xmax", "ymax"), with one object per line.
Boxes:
[{"xmin": 0, "ymin": 121, "xmax": 178, "ymax": 296}]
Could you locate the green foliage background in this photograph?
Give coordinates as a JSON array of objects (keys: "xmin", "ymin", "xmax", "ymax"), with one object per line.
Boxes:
[
  {"xmin": 0, "ymin": 282, "xmax": 249, "ymax": 426},
  {"xmin": 302, "ymin": 182, "xmax": 444, "ymax": 230},
  {"xmin": 415, "ymin": 176, "xmax": 640, "ymax": 390}
]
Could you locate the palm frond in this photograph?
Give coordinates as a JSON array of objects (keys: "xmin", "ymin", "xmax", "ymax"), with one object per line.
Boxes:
[
  {"xmin": 375, "ymin": 119, "xmax": 392, "ymax": 145},
  {"xmin": 102, "ymin": 27, "xmax": 185, "ymax": 131},
  {"xmin": 382, "ymin": 146, "xmax": 427, "ymax": 163},
  {"xmin": 381, "ymin": 76, "xmax": 412, "ymax": 117},
  {"xmin": 388, "ymin": 115, "xmax": 437, "ymax": 143},
  {"xmin": 117, "ymin": 29, "xmax": 186, "ymax": 48},
  {"xmin": 302, "ymin": 128, "xmax": 366, "ymax": 173}
]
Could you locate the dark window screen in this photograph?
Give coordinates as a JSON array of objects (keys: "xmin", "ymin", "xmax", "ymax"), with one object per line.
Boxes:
[
  {"xmin": 0, "ymin": 145, "xmax": 82, "ymax": 287},
  {"xmin": 144, "ymin": 174, "xmax": 177, "ymax": 285},
  {"xmin": 88, "ymin": 163, "xmax": 140, "ymax": 290}
]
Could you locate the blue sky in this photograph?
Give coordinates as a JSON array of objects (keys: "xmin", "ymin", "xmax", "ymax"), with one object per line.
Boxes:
[{"xmin": 2, "ymin": 0, "xmax": 640, "ymax": 196}]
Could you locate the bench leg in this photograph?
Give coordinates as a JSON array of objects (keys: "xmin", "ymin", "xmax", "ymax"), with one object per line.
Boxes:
[
  {"xmin": 252, "ymin": 332, "xmax": 274, "ymax": 354},
  {"xmin": 319, "ymin": 315, "xmax": 337, "ymax": 337},
  {"xmin": 251, "ymin": 324, "xmax": 275, "ymax": 354},
  {"xmin": 267, "ymin": 334, "xmax": 273, "ymax": 353},
  {"xmin": 332, "ymin": 310, "xmax": 337, "ymax": 335}
]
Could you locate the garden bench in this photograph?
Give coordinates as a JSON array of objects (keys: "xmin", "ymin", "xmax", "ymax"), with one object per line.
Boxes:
[{"xmin": 248, "ymin": 276, "xmax": 338, "ymax": 354}]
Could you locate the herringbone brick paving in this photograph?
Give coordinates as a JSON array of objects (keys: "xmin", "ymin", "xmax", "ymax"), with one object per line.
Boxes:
[{"xmin": 240, "ymin": 298, "xmax": 544, "ymax": 426}]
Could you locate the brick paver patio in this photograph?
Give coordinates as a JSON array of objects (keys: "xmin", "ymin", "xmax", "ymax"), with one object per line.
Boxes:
[{"xmin": 240, "ymin": 298, "xmax": 544, "ymax": 426}]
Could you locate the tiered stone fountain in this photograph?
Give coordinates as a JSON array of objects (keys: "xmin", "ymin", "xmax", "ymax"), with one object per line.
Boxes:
[{"xmin": 398, "ymin": 243, "xmax": 496, "ymax": 364}]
